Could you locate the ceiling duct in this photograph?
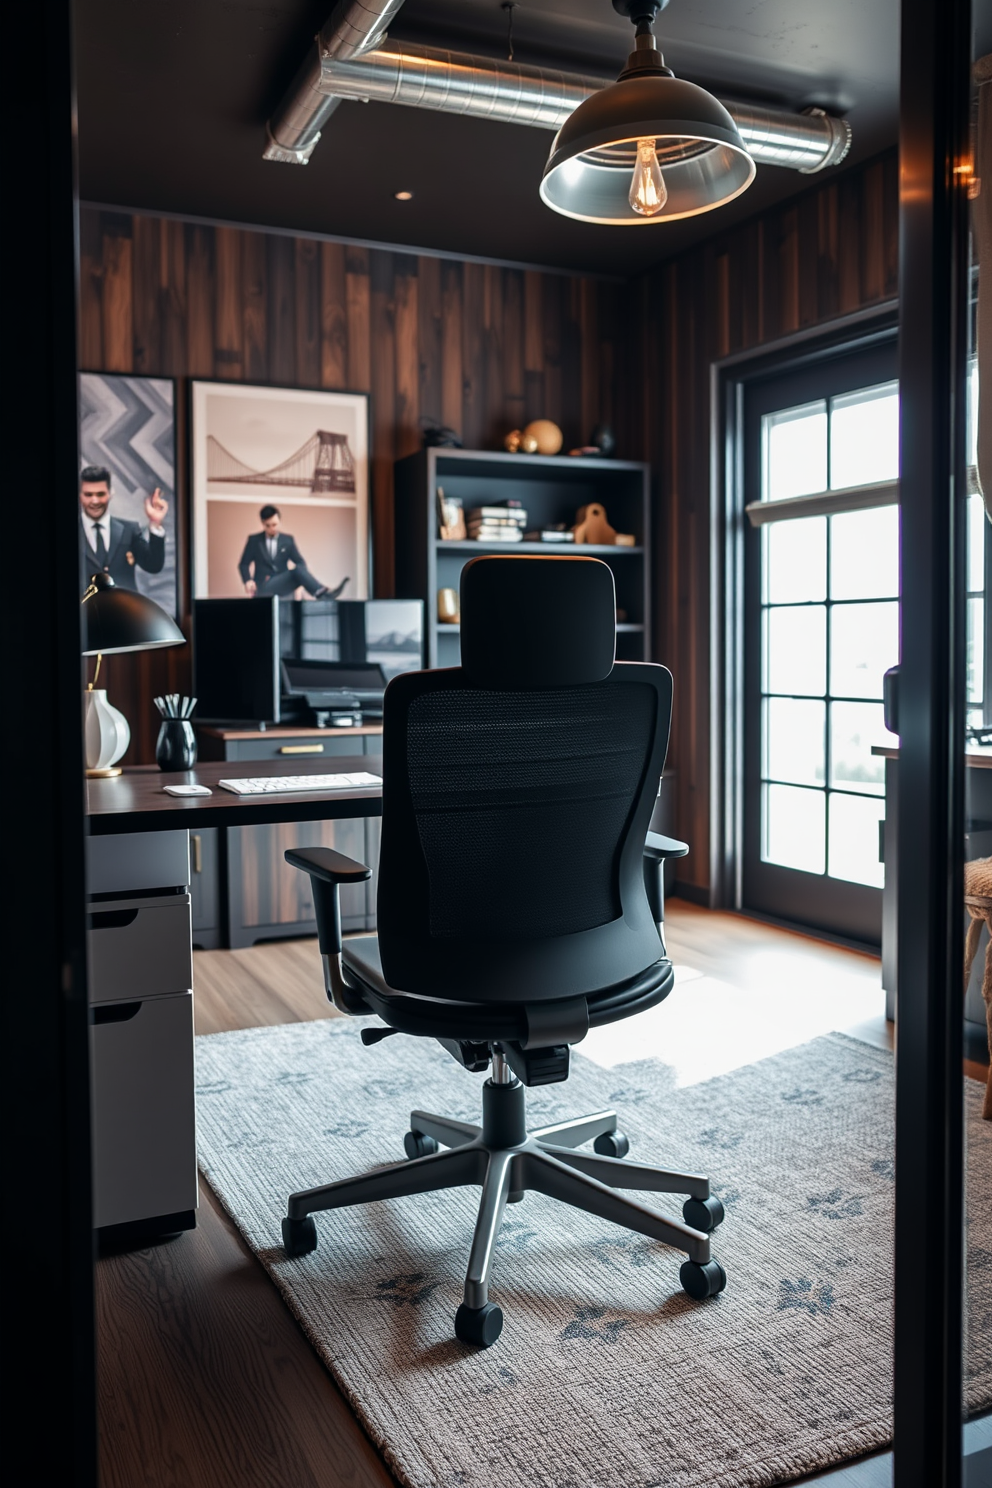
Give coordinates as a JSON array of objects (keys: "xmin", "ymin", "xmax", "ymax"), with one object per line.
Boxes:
[
  {"xmin": 266, "ymin": 7, "xmax": 851, "ymax": 176},
  {"xmin": 264, "ymin": 0, "xmax": 408, "ymax": 164}
]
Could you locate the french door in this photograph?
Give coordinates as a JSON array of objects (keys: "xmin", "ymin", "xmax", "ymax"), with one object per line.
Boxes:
[{"xmin": 741, "ymin": 343, "xmax": 900, "ymax": 944}]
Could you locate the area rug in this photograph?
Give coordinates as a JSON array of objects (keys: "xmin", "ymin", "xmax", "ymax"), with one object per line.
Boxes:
[{"xmin": 193, "ymin": 1024, "xmax": 992, "ymax": 1488}]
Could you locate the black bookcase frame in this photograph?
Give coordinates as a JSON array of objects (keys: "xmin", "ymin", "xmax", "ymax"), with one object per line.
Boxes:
[{"xmin": 394, "ymin": 448, "xmax": 652, "ymax": 668}]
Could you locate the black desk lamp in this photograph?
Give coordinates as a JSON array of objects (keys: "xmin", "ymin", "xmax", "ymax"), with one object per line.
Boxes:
[{"xmin": 81, "ymin": 572, "xmax": 185, "ymax": 777}]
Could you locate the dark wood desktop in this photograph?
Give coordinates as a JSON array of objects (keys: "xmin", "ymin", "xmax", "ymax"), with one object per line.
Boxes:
[{"xmin": 85, "ymin": 753, "xmax": 383, "ymax": 835}]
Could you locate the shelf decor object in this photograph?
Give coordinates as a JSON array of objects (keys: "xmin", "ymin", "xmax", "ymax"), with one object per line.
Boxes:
[
  {"xmin": 573, "ymin": 503, "xmax": 618, "ymax": 544},
  {"xmin": 436, "ymin": 487, "xmax": 466, "ymax": 540},
  {"xmin": 540, "ymin": 0, "xmax": 754, "ymax": 226},
  {"xmin": 522, "ymin": 419, "xmax": 564, "ymax": 455},
  {"xmin": 437, "ymin": 588, "xmax": 460, "ymax": 625},
  {"xmin": 81, "ymin": 572, "xmax": 186, "ymax": 777},
  {"xmin": 394, "ymin": 446, "xmax": 651, "ymax": 669}
]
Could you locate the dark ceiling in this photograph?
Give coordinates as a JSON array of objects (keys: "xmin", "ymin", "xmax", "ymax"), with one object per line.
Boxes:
[{"xmin": 76, "ymin": 0, "xmax": 908, "ymax": 276}]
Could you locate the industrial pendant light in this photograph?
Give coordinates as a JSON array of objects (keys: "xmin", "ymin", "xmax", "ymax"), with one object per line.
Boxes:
[{"xmin": 540, "ymin": 0, "xmax": 756, "ymax": 225}]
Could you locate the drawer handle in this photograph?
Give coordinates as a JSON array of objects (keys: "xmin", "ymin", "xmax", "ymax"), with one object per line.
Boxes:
[
  {"xmin": 91, "ymin": 1001, "xmax": 142, "ymax": 1025},
  {"xmin": 89, "ymin": 908, "xmax": 139, "ymax": 931},
  {"xmin": 279, "ymin": 744, "xmax": 324, "ymax": 755},
  {"xmin": 192, "ymin": 833, "xmax": 202, "ymax": 874}
]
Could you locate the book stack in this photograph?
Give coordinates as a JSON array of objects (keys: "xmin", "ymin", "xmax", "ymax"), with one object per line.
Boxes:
[
  {"xmin": 523, "ymin": 526, "xmax": 574, "ymax": 543},
  {"xmin": 466, "ymin": 501, "xmax": 527, "ymax": 542}
]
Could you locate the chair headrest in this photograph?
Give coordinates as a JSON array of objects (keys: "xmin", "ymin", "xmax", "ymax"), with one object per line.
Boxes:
[{"xmin": 459, "ymin": 555, "xmax": 616, "ymax": 689}]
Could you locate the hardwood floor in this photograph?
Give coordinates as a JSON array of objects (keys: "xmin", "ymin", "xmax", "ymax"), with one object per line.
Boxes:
[{"xmin": 95, "ymin": 904, "xmax": 988, "ymax": 1488}]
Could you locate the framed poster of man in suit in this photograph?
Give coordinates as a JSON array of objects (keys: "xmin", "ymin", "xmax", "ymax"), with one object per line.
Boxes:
[
  {"xmin": 190, "ymin": 381, "xmax": 370, "ymax": 602},
  {"xmin": 79, "ymin": 374, "xmax": 178, "ymax": 617}
]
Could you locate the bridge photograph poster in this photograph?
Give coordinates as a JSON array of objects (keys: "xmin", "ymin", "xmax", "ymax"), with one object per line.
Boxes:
[{"xmin": 190, "ymin": 381, "xmax": 369, "ymax": 602}]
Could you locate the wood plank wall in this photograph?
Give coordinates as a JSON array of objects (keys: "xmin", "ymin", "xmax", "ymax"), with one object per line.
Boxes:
[
  {"xmin": 623, "ymin": 149, "xmax": 899, "ymax": 897},
  {"xmin": 78, "ymin": 207, "xmax": 622, "ymax": 763}
]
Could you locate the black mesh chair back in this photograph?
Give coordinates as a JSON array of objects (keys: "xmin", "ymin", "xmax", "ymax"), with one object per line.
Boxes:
[{"xmin": 376, "ymin": 556, "xmax": 673, "ymax": 1002}]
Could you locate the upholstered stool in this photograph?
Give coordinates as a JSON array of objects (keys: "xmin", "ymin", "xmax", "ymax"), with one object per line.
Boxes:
[{"xmin": 963, "ymin": 856, "xmax": 992, "ymax": 1119}]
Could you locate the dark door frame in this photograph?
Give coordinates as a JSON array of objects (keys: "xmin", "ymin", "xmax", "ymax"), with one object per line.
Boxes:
[
  {"xmin": 13, "ymin": 0, "xmax": 975, "ymax": 1481},
  {"xmin": 6, "ymin": 0, "xmax": 97, "ymax": 1482},
  {"xmin": 894, "ymin": 0, "xmax": 973, "ymax": 1483},
  {"xmin": 709, "ymin": 302, "xmax": 899, "ymax": 918}
]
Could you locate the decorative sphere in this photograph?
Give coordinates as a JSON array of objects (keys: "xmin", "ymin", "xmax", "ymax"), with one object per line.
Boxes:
[
  {"xmin": 520, "ymin": 432, "xmax": 539, "ymax": 453},
  {"xmin": 504, "ymin": 429, "xmax": 522, "ymax": 452},
  {"xmin": 523, "ymin": 419, "xmax": 563, "ymax": 456},
  {"xmin": 590, "ymin": 424, "xmax": 616, "ymax": 456}
]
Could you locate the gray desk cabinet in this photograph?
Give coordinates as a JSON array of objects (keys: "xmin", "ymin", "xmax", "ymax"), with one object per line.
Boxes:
[
  {"xmin": 195, "ymin": 727, "xmax": 382, "ymax": 949},
  {"xmin": 86, "ymin": 830, "xmax": 198, "ymax": 1240},
  {"xmin": 189, "ymin": 826, "xmax": 221, "ymax": 949}
]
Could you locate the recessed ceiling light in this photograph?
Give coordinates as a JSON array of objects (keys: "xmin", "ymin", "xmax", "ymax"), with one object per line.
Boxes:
[{"xmin": 394, "ymin": 190, "xmax": 413, "ymax": 201}]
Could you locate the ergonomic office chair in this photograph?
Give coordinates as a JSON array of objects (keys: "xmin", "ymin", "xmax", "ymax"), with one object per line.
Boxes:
[{"xmin": 284, "ymin": 555, "xmax": 726, "ymax": 1348}]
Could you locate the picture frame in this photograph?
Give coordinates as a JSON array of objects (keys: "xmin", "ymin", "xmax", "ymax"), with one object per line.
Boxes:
[
  {"xmin": 78, "ymin": 373, "xmax": 180, "ymax": 618},
  {"xmin": 190, "ymin": 380, "xmax": 370, "ymax": 603}
]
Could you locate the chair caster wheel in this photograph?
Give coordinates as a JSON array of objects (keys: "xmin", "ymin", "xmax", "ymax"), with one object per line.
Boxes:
[
  {"xmin": 454, "ymin": 1301, "xmax": 503, "ymax": 1347},
  {"xmin": 282, "ymin": 1215, "xmax": 317, "ymax": 1257},
  {"xmin": 679, "ymin": 1258, "xmax": 727, "ymax": 1300},
  {"xmin": 404, "ymin": 1130, "xmax": 439, "ymax": 1160},
  {"xmin": 593, "ymin": 1130, "xmax": 630, "ymax": 1158},
  {"xmin": 682, "ymin": 1195, "xmax": 725, "ymax": 1232}
]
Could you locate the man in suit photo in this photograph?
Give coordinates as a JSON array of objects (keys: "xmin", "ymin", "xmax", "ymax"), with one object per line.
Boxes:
[
  {"xmin": 79, "ymin": 464, "xmax": 168, "ymax": 595},
  {"xmin": 238, "ymin": 504, "xmax": 348, "ymax": 599}
]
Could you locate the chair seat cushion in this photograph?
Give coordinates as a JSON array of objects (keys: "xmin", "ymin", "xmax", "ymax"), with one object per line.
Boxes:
[
  {"xmin": 341, "ymin": 935, "xmax": 675, "ymax": 1043},
  {"xmin": 343, "ymin": 935, "xmax": 397, "ymax": 998}
]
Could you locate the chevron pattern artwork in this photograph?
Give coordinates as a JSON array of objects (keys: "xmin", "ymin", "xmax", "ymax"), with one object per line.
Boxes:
[{"xmin": 79, "ymin": 373, "xmax": 178, "ymax": 617}]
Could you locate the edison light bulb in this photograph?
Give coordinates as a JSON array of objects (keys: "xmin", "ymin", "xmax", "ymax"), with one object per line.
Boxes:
[{"xmin": 629, "ymin": 138, "xmax": 667, "ymax": 217}]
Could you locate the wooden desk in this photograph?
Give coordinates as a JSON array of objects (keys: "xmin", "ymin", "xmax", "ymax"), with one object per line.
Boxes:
[
  {"xmin": 84, "ymin": 756, "xmax": 383, "ymax": 1241},
  {"xmin": 87, "ymin": 753, "xmax": 384, "ymax": 950},
  {"xmin": 86, "ymin": 755, "xmax": 383, "ymax": 835}
]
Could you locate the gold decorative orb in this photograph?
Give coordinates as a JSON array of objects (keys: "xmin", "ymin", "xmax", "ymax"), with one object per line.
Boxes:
[
  {"xmin": 523, "ymin": 419, "xmax": 563, "ymax": 456},
  {"xmin": 520, "ymin": 432, "xmax": 539, "ymax": 453}
]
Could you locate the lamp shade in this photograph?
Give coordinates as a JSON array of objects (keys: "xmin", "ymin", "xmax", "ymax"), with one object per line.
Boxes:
[
  {"xmin": 540, "ymin": 2, "xmax": 755, "ymax": 225},
  {"xmin": 81, "ymin": 572, "xmax": 185, "ymax": 656}
]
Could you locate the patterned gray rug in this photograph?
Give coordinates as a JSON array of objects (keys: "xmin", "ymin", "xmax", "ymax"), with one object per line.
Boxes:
[{"xmin": 194, "ymin": 1023, "xmax": 992, "ymax": 1488}]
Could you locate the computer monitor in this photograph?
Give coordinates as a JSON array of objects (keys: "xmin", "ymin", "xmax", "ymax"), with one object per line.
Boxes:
[
  {"xmin": 193, "ymin": 596, "xmax": 424, "ymax": 724},
  {"xmin": 193, "ymin": 597, "xmax": 282, "ymax": 724}
]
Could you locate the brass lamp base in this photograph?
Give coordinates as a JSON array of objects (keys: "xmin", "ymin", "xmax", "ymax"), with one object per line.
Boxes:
[{"xmin": 86, "ymin": 766, "xmax": 123, "ymax": 779}]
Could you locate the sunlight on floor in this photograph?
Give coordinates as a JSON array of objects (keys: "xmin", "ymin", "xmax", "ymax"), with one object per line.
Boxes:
[{"xmin": 581, "ymin": 952, "xmax": 886, "ymax": 1087}]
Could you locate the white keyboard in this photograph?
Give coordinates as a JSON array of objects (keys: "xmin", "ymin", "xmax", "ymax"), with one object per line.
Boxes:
[{"xmin": 217, "ymin": 772, "xmax": 382, "ymax": 796}]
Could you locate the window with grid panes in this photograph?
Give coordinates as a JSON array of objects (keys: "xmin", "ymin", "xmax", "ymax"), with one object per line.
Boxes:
[
  {"xmin": 744, "ymin": 353, "xmax": 987, "ymax": 941},
  {"xmin": 758, "ymin": 384, "xmax": 900, "ymax": 891}
]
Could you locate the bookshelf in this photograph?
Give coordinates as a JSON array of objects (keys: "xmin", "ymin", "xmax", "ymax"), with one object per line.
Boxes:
[{"xmin": 393, "ymin": 448, "xmax": 652, "ymax": 668}]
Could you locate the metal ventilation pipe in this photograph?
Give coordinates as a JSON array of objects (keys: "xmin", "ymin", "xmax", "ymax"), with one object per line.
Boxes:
[
  {"xmin": 265, "ymin": 0, "xmax": 408, "ymax": 164},
  {"xmin": 267, "ymin": 27, "xmax": 852, "ymax": 176},
  {"xmin": 723, "ymin": 99, "xmax": 851, "ymax": 174}
]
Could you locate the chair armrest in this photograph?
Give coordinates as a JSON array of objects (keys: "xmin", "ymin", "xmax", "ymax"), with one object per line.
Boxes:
[
  {"xmin": 643, "ymin": 831, "xmax": 689, "ymax": 861},
  {"xmin": 284, "ymin": 846, "xmax": 370, "ymax": 955},
  {"xmin": 285, "ymin": 846, "xmax": 373, "ymax": 1014},
  {"xmin": 642, "ymin": 832, "xmax": 688, "ymax": 948},
  {"xmin": 284, "ymin": 846, "xmax": 372, "ymax": 884}
]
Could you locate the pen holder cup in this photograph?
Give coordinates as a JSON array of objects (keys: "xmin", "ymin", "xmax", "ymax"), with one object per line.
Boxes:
[{"xmin": 156, "ymin": 719, "xmax": 197, "ymax": 772}]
